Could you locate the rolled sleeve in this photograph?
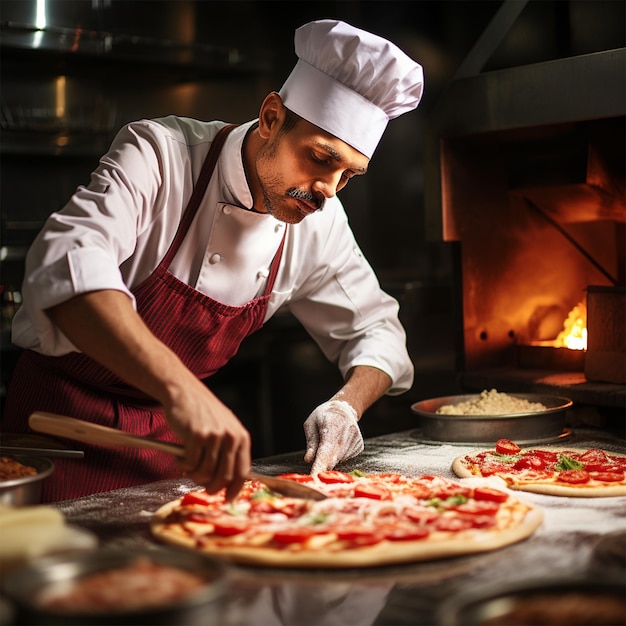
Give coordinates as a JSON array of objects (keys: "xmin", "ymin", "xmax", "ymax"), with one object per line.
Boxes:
[{"xmin": 13, "ymin": 247, "xmax": 135, "ymax": 355}]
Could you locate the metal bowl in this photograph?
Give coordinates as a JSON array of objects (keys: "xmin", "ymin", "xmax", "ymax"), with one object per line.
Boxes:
[
  {"xmin": 0, "ymin": 455, "xmax": 54, "ymax": 506},
  {"xmin": 411, "ymin": 393, "xmax": 573, "ymax": 444},
  {"xmin": 3, "ymin": 546, "xmax": 230, "ymax": 626},
  {"xmin": 436, "ymin": 577, "xmax": 625, "ymax": 626}
]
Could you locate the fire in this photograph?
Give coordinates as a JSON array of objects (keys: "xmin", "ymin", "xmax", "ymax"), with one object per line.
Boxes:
[{"xmin": 553, "ymin": 301, "xmax": 587, "ymax": 351}]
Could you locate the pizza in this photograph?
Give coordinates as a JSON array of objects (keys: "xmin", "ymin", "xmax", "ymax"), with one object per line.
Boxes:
[
  {"xmin": 452, "ymin": 439, "xmax": 626, "ymax": 497},
  {"xmin": 151, "ymin": 470, "xmax": 542, "ymax": 568}
]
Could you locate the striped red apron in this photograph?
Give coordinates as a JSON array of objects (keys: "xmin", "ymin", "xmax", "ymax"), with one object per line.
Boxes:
[{"xmin": 3, "ymin": 125, "xmax": 286, "ymax": 502}]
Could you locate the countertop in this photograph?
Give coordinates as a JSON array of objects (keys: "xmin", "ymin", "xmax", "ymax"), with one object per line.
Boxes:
[{"xmin": 52, "ymin": 428, "xmax": 626, "ymax": 626}]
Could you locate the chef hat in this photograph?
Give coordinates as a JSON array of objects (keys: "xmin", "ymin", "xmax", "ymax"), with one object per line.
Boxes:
[{"xmin": 278, "ymin": 19, "xmax": 424, "ymax": 158}]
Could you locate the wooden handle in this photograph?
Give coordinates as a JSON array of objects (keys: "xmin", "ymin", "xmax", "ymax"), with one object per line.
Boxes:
[
  {"xmin": 28, "ymin": 412, "xmax": 185, "ymax": 458},
  {"xmin": 28, "ymin": 412, "xmax": 327, "ymax": 500}
]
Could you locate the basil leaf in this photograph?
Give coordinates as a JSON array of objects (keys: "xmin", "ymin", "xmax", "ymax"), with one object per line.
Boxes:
[
  {"xmin": 302, "ymin": 512, "xmax": 330, "ymax": 525},
  {"xmin": 350, "ymin": 469, "xmax": 367, "ymax": 478},
  {"xmin": 445, "ymin": 495, "xmax": 469, "ymax": 506},
  {"xmin": 250, "ymin": 488, "xmax": 272, "ymax": 501},
  {"xmin": 492, "ymin": 453, "xmax": 521, "ymax": 463},
  {"xmin": 555, "ymin": 454, "xmax": 584, "ymax": 471}
]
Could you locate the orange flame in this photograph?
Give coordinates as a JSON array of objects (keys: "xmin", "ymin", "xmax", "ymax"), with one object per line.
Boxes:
[{"xmin": 553, "ymin": 301, "xmax": 587, "ymax": 350}]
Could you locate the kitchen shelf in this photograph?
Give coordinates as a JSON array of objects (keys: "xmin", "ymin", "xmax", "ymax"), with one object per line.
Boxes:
[{"xmin": 0, "ymin": 22, "xmax": 271, "ymax": 83}]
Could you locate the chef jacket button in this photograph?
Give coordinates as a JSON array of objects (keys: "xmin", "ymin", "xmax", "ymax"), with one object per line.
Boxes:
[
  {"xmin": 209, "ymin": 253, "xmax": 222, "ymax": 264},
  {"xmin": 223, "ymin": 205, "xmax": 232, "ymax": 215},
  {"xmin": 257, "ymin": 269, "xmax": 269, "ymax": 280},
  {"xmin": 274, "ymin": 224, "xmax": 283, "ymax": 232}
]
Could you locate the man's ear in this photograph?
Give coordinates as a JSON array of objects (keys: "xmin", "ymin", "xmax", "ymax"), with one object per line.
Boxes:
[{"xmin": 258, "ymin": 92, "xmax": 285, "ymax": 139}]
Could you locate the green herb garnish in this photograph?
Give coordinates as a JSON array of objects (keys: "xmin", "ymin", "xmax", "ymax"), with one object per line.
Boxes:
[
  {"xmin": 492, "ymin": 453, "xmax": 521, "ymax": 463},
  {"xmin": 350, "ymin": 469, "xmax": 367, "ymax": 478},
  {"xmin": 302, "ymin": 512, "xmax": 330, "ymax": 525},
  {"xmin": 426, "ymin": 494, "xmax": 469, "ymax": 509},
  {"xmin": 555, "ymin": 454, "xmax": 584, "ymax": 471}
]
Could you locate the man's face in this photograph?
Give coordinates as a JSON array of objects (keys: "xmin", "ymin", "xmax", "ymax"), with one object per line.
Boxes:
[{"xmin": 254, "ymin": 117, "xmax": 369, "ymax": 224}]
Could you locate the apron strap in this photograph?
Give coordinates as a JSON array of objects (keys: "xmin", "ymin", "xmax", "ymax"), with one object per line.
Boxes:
[
  {"xmin": 160, "ymin": 123, "xmax": 238, "ymax": 270},
  {"xmin": 263, "ymin": 229, "xmax": 287, "ymax": 297}
]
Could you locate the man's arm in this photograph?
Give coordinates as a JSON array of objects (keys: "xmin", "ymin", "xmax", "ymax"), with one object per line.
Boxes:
[
  {"xmin": 45, "ymin": 289, "xmax": 250, "ymax": 500},
  {"xmin": 332, "ymin": 365, "xmax": 392, "ymax": 414}
]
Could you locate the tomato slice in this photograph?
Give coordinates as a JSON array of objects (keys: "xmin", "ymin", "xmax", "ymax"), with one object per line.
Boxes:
[
  {"xmin": 584, "ymin": 463, "xmax": 622, "ymax": 473},
  {"xmin": 513, "ymin": 455, "xmax": 549, "ymax": 471},
  {"xmin": 353, "ymin": 483, "xmax": 391, "ymax": 500},
  {"xmin": 527, "ymin": 449, "xmax": 559, "ymax": 464},
  {"xmin": 475, "ymin": 462, "xmax": 513, "ymax": 477},
  {"xmin": 473, "ymin": 486, "xmax": 508, "ymax": 503},
  {"xmin": 577, "ymin": 449, "xmax": 609, "ymax": 464},
  {"xmin": 495, "ymin": 439, "xmax": 521, "ymax": 455},
  {"xmin": 277, "ymin": 473, "xmax": 316, "ymax": 484},
  {"xmin": 211, "ymin": 518, "xmax": 249, "ymax": 536},
  {"xmin": 181, "ymin": 490, "xmax": 219, "ymax": 507},
  {"xmin": 317, "ymin": 470, "xmax": 355, "ymax": 484},
  {"xmin": 272, "ymin": 528, "xmax": 315, "ymax": 544},
  {"xmin": 589, "ymin": 471, "xmax": 625, "ymax": 483},
  {"xmin": 558, "ymin": 469, "xmax": 591, "ymax": 484},
  {"xmin": 335, "ymin": 527, "xmax": 384, "ymax": 545}
]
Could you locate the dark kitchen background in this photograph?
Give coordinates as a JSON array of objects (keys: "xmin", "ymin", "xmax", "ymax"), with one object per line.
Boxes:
[{"xmin": 1, "ymin": 1, "xmax": 624, "ymax": 457}]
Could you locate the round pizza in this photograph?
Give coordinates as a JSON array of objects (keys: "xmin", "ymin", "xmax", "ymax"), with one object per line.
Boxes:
[
  {"xmin": 151, "ymin": 470, "xmax": 542, "ymax": 568},
  {"xmin": 452, "ymin": 439, "xmax": 626, "ymax": 497}
]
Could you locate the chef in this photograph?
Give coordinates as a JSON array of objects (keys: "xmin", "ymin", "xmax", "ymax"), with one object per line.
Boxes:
[{"xmin": 4, "ymin": 20, "xmax": 424, "ymax": 503}]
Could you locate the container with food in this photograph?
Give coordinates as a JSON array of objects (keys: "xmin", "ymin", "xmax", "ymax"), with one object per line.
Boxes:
[
  {"xmin": 3, "ymin": 546, "xmax": 230, "ymax": 625},
  {"xmin": 0, "ymin": 504, "xmax": 97, "ymax": 576},
  {"xmin": 411, "ymin": 389, "xmax": 573, "ymax": 444},
  {"xmin": 436, "ymin": 577, "xmax": 625, "ymax": 626},
  {"xmin": 0, "ymin": 455, "xmax": 54, "ymax": 506}
]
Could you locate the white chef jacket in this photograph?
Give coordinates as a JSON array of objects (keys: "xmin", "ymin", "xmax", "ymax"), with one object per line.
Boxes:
[{"xmin": 12, "ymin": 117, "xmax": 413, "ymax": 394}]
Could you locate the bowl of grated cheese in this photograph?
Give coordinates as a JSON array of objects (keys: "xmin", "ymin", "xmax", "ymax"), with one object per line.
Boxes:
[{"xmin": 411, "ymin": 389, "xmax": 573, "ymax": 444}]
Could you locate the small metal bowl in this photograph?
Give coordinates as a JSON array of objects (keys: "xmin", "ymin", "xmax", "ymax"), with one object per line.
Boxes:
[
  {"xmin": 411, "ymin": 393, "xmax": 573, "ymax": 444},
  {"xmin": 436, "ymin": 577, "xmax": 625, "ymax": 625},
  {"xmin": 0, "ymin": 455, "xmax": 54, "ymax": 506},
  {"xmin": 3, "ymin": 546, "xmax": 230, "ymax": 626}
]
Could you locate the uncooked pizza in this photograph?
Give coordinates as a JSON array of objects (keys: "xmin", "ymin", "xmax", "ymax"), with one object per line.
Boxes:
[
  {"xmin": 452, "ymin": 439, "xmax": 626, "ymax": 497},
  {"xmin": 151, "ymin": 470, "xmax": 542, "ymax": 568}
]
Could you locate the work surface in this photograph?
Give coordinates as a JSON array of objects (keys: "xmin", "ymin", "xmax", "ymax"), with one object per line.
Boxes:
[{"xmin": 54, "ymin": 428, "xmax": 626, "ymax": 626}]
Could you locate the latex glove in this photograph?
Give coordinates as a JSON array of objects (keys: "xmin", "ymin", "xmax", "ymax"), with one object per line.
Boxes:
[{"xmin": 303, "ymin": 400, "xmax": 364, "ymax": 475}]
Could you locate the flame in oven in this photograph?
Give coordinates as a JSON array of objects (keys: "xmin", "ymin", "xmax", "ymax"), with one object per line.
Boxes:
[{"xmin": 553, "ymin": 301, "xmax": 587, "ymax": 351}]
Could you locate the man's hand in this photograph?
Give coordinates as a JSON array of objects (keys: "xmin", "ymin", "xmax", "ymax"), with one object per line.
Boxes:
[
  {"xmin": 303, "ymin": 399, "xmax": 364, "ymax": 475},
  {"xmin": 46, "ymin": 290, "xmax": 251, "ymax": 500},
  {"xmin": 163, "ymin": 376, "xmax": 251, "ymax": 501}
]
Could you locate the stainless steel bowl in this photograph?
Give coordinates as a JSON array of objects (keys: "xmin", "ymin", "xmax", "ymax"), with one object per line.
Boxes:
[
  {"xmin": 0, "ymin": 455, "xmax": 54, "ymax": 506},
  {"xmin": 436, "ymin": 577, "xmax": 625, "ymax": 626},
  {"xmin": 411, "ymin": 393, "xmax": 573, "ymax": 444},
  {"xmin": 3, "ymin": 546, "xmax": 230, "ymax": 626}
]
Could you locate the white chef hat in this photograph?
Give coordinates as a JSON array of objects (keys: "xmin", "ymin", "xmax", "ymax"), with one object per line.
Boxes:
[{"xmin": 278, "ymin": 19, "xmax": 424, "ymax": 158}]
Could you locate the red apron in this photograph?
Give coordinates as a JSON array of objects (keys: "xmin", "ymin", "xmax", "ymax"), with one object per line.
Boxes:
[{"xmin": 4, "ymin": 124, "xmax": 286, "ymax": 502}]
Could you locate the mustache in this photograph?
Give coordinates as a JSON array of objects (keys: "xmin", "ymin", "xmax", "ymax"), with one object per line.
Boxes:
[{"xmin": 287, "ymin": 188, "xmax": 325, "ymax": 211}]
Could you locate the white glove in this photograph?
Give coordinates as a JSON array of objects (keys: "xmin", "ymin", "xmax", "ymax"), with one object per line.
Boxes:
[{"xmin": 303, "ymin": 400, "xmax": 364, "ymax": 475}]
